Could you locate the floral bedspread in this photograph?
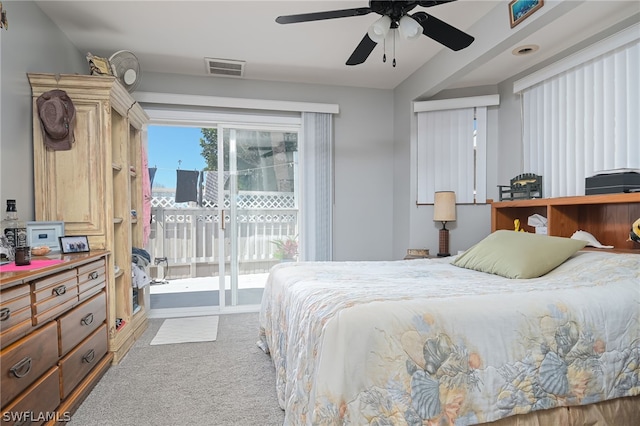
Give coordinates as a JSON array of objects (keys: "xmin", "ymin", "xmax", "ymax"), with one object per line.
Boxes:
[{"xmin": 258, "ymin": 252, "xmax": 640, "ymax": 425}]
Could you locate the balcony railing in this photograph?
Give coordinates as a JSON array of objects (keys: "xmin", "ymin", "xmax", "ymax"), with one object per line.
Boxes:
[{"xmin": 147, "ymin": 192, "xmax": 298, "ymax": 280}]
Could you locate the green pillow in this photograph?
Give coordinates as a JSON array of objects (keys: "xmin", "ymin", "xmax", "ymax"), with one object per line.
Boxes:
[{"xmin": 452, "ymin": 230, "xmax": 587, "ymax": 279}]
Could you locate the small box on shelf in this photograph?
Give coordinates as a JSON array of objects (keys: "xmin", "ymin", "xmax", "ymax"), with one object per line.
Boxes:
[{"xmin": 405, "ymin": 248, "xmax": 430, "ymax": 260}]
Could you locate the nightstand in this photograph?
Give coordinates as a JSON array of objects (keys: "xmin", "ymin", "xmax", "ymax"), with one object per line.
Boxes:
[{"xmin": 404, "ymin": 249, "xmax": 431, "ymax": 260}]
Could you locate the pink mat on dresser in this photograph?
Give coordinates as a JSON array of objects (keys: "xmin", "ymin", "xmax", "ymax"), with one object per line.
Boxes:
[{"xmin": 0, "ymin": 259, "xmax": 64, "ymax": 272}]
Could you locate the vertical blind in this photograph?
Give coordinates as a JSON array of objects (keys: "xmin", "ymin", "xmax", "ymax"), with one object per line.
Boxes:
[
  {"xmin": 300, "ymin": 112, "xmax": 333, "ymax": 261},
  {"xmin": 520, "ymin": 38, "xmax": 639, "ymax": 197},
  {"xmin": 416, "ymin": 107, "xmax": 487, "ymax": 204}
]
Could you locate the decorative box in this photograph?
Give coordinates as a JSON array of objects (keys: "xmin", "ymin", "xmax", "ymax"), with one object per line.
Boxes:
[{"xmin": 585, "ymin": 172, "xmax": 640, "ymax": 195}]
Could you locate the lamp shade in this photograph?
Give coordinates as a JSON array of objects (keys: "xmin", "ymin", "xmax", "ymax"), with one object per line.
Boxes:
[
  {"xmin": 433, "ymin": 191, "xmax": 456, "ymax": 222},
  {"xmin": 367, "ymin": 15, "xmax": 391, "ymax": 43},
  {"xmin": 398, "ymin": 15, "xmax": 422, "ymax": 40}
]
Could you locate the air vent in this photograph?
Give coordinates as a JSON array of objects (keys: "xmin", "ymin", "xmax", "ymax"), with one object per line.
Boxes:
[{"xmin": 204, "ymin": 58, "xmax": 245, "ymax": 78}]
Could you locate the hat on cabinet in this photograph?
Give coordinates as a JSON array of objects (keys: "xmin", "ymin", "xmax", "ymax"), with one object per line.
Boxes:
[{"xmin": 36, "ymin": 89, "xmax": 76, "ymax": 151}]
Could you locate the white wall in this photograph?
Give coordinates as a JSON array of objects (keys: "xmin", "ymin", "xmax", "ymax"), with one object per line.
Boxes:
[{"xmin": 0, "ymin": 1, "xmax": 86, "ymax": 219}]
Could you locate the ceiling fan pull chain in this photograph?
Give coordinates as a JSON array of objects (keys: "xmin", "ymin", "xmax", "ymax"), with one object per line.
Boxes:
[
  {"xmin": 383, "ymin": 38, "xmax": 387, "ymax": 63},
  {"xmin": 393, "ymin": 30, "xmax": 397, "ymax": 67}
]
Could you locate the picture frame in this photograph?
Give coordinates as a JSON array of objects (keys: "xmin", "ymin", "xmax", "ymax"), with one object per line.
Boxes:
[
  {"xmin": 509, "ymin": 0, "xmax": 544, "ymax": 28},
  {"xmin": 86, "ymin": 52, "xmax": 113, "ymax": 76},
  {"xmin": 59, "ymin": 235, "xmax": 90, "ymax": 254},
  {"xmin": 26, "ymin": 221, "xmax": 64, "ymax": 253}
]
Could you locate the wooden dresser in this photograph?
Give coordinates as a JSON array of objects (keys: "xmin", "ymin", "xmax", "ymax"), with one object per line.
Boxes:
[{"xmin": 0, "ymin": 251, "xmax": 112, "ymax": 425}]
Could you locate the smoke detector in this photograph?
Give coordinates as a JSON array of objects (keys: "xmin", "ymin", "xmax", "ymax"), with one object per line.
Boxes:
[{"xmin": 512, "ymin": 44, "xmax": 540, "ymax": 56}]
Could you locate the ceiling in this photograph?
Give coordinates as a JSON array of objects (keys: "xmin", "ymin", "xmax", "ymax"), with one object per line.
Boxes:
[{"xmin": 35, "ymin": 1, "xmax": 639, "ymax": 91}]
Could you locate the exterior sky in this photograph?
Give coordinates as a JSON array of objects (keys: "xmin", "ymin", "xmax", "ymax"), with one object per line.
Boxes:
[{"xmin": 147, "ymin": 125, "xmax": 208, "ymax": 189}]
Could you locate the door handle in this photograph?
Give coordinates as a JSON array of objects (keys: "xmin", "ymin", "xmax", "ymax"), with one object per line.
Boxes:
[{"xmin": 220, "ymin": 209, "xmax": 226, "ymax": 230}]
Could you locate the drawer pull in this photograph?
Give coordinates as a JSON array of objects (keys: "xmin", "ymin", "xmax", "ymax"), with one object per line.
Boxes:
[
  {"xmin": 0, "ymin": 307, "xmax": 10, "ymax": 321},
  {"xmin": 52, "ymin": 285, "xmax": 67, "ymax": 296},
  {"xmin": 82, "ymin": 349, "xmax": 96, "ymax": 364},
  {"xmin": 9, "ymin": 356, "xmax": 32, "ymax": 378},
  {"xmin": 81, "ymin": 313, "xmax": 94, "ymax": 326},
  {"xmin": 88, "ymin": 271, "xmax": 99, "ymax": 280}
]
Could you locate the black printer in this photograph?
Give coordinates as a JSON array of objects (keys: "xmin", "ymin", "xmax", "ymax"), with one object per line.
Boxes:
[{"xmin": 585, "ymin": 170, "xmax": 640, "ymax": 195}]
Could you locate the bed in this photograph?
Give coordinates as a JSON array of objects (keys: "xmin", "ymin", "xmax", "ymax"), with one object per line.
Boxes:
[{"xmin": 258, "ymin": 232, "xmax": 640, "ymax": 425}]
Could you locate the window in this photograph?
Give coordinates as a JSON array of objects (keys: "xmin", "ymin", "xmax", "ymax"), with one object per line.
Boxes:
[
  {"xmin": 414, "ymin": 95, "xmax": 498, "ymax": 204},
  {"xmin": 515, "ymin": 26, "xmax": 639, "ymax": 197}
]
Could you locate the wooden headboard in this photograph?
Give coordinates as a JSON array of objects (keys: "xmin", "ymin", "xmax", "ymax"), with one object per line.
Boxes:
[{"xmin": 491, "ymin": 193, "xmax": 640, "ymax": 253}]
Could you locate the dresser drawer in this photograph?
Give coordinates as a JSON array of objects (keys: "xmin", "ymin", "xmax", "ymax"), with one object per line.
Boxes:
[
  {"xmin": 32, "ymin": 274, "xmax": 78, "ymax": 326},
  {"xmin": 0, "ymin": 318, "xmax": 32, "ymax": 351},
  {"xmin": 58, "ymin": 292, "xmax": 106, "ymax": 357},
  {"xmin": 0, "ymin": 367, "xmax": 61, "ymax": 426},
  {"xmin": 77, "ymin": 259, "xmax": 106, "ymax": 286},
  {"xmin": 59, "ymin": 323, "xmax": 107, "ymax": 400},
  {"xmin": 0, "ymin": 285, "xmax": 30, "ymax": 331},
  {"xmin": 77, "ymin": 260, "xmax": 106, "ymax": 302},
  {"xmin": 0, "ymin": 285, "xmax": 32, "ymax": 350},
  {"xmin": 0, "ymin": 321, "xmax": 58, "ymax": 408},
  {"xmin": 32, "ymin": 269, "xmax": 76, "ymax": 293}
]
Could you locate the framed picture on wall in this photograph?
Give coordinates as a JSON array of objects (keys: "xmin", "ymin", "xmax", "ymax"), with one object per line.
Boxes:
[{"xmin": 509, "ymin": 0, "xmax": 544, "ymax": 28}]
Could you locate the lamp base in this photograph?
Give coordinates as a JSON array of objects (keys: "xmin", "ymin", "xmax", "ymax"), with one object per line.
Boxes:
[{"xmin": 438, "ymin": 227, "xmax": 450, "ymax": 257}]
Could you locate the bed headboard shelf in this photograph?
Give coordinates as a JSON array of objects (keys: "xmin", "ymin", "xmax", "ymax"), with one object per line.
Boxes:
[{"xmin": 492, "ymin": 193, "xmax": 640, "ymax": 253}]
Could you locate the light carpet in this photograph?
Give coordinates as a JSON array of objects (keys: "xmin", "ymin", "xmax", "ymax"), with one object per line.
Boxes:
[
  {"xmin": 150, "ymin": 315, "xmax": 218, "ymax": 345},
  {"xmin": 68, "ymin": 313, "xmax": 285, "ymax": 425}
]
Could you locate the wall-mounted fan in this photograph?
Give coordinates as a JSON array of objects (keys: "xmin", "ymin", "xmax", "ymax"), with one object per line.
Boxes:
[
  {"xmin": 276, "ymin": 0, "xmax": 474, "ymax": 66},
  {"xmin": 109, "ymin": 50, "xmax": 141, "ymax": 92}
]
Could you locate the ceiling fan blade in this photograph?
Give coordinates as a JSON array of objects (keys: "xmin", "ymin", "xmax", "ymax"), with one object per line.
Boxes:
[
  {"xmin": 418, "ymin": 0, "xmax": 459, "ymax": 8},
  {"xmin": 276, "ymin": 7, "xmax": 372, "ymax": 24},
  {"xmin": 346, "ymin": 34, "xmax": 378, "ymax": 66},
  {"xmin": 412, "ymin": 11, "xmax": 474, "ymax": 51}
]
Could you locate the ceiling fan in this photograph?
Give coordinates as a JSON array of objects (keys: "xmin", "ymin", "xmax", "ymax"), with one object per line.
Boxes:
[{"xmin": 276, "ymin": 0, "xmax": 474, "ymax": 66}]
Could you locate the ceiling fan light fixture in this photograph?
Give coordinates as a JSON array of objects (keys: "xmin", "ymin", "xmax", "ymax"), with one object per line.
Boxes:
[
  {"xmin": 399, "ymin": 15, "xmax": 422, "ymax": 40},
  {"xmin": 367, "ymin": 15, "xmax": 391, "ymax": 43}
]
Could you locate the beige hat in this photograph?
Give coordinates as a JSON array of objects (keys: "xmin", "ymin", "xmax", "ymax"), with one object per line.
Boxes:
[{"xmin": 36, "ymin": 89, "xmax": 76, "ymax": 151}]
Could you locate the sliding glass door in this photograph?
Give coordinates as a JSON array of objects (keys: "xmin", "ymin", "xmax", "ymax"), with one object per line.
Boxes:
[{"xmin": 217, "ymin": 125, "xmax": 299, "ymax": 309}]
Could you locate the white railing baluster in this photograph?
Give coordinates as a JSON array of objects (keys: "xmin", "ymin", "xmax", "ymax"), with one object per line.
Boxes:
[{"xmin": 149, "ymin": 191, "xmax": 297, "ymax": 279}]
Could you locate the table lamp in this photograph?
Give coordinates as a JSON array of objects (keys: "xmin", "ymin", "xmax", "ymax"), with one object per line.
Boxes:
[{"xmin": 433, "ymin": 191, "xmax": 456, "ymax": 257}]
